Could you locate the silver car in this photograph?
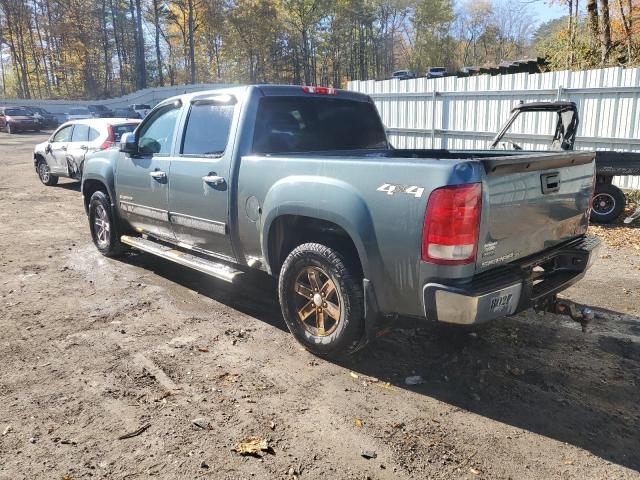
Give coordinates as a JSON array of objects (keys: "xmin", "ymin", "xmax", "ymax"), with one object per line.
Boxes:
[{"xmin": 33, "ymin": 118, "xmax": 140, "ymax": 186}]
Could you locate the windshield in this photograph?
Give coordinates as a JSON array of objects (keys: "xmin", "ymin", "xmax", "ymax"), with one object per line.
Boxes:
[
  {"xmin": 70, "ymin": 108, "xmax": 89, "ymax": 114},
  {"xmin": 90, "ymin": 105, "xmax": 108, "ymax": 111},
  {"xmin": 252, "ymin": 96, "xmax": 389, "ymax": 154},
  {"xmin": 6, "ymin": 108, "xmax": 31, "ymax": 116},
  {"xmin": 430, "ymin": 68, "xmax": 445, "ymax": 72},
  {"xmin": 133, "ymin": 104, "xmax": 150, "ymax": 109}
]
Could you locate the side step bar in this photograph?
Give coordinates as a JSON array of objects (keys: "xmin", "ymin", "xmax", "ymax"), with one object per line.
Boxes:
[{"xmin": 120, "ymin": 235, "xmax": 244, "ymax": 283}]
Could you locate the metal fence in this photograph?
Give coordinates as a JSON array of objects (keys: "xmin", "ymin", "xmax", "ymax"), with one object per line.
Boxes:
[{"xmin": 348, "ymin": 67, "xmax": 640, "ymax": 190}]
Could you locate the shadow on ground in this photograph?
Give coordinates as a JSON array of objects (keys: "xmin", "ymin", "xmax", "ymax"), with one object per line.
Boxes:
[{"xmin": 120, "ymin": 250, "xmax": 640, "ymax": 472}]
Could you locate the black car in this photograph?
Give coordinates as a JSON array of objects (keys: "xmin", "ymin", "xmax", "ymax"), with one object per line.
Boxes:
[
  {"xmin": 87, "ymin": 104, "xmax": 114, "ymax": 118},
  {"xmin": 112, "ymin": 108, "xmax": 142, "ymax": 119},
  {"xmin": 21, "ymin": 106, "xmax": 58, "ymax": 129}
]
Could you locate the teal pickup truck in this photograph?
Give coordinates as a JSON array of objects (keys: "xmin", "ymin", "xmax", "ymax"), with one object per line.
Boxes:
[{"xmin": 82, "ymin": 85, "xmax": 600, "ymax": 356}]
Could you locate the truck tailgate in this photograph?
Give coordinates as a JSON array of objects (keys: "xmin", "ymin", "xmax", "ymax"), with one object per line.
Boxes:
[{"xmin": 477, "ymin": 152, "xmax": 595, "ymax": 273}]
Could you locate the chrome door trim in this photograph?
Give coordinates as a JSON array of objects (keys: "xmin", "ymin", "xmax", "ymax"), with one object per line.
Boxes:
[
  {"xmin": 169, "ymin": 211, "xmax": 227, "ymax": 235},
  {"xmin": 119, "ymin": 200, "xmax": 170, "ymax": 222}
]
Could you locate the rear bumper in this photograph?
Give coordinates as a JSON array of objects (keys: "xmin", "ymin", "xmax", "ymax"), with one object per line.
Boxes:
[{"xmin": 423, "ymin": 236, "xmax": 601, "ymax": 325}]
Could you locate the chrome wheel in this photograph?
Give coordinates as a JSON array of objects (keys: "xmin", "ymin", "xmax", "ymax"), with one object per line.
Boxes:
[
  {"xmin": 294, "ymin": 266, "xmax": 342, "ymax": 336},
  {"xmin": 593, "ymin": 193, "xmax": 615, "ymax": 216},
  {"xmin": 93, "ymin": 204, "xmax": 110, "ymax": 248},
  {"xmin": 38, "ymin": 162, "xmax": 50, "ymax": 183}
]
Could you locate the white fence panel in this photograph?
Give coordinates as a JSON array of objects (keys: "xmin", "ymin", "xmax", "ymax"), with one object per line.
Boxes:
[{"xmin": 349, "ymin": 67, "xmax": 640, "ymax": 190}]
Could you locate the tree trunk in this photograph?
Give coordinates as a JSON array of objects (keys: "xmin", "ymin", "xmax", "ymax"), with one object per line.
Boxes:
[
  {"xmin": 586, "ymin": 0, "xmax": 599, "ymax": 45},
  {"xmin": 599, "ymin": 0, "xmax": 612, "ymax": 64},
  {"xmin": 188, "ymin": 0, "xmax": 196, "ymax": 83},
  {"xmin": 153, "ymin": 0, "xmax": 164, "ymax": 86},
  {"xmin": 110, "ymin": 0, "xmax": 125, "ymax": 95},
  {"xmin": 134, "ymin": 0, "xmax": 147, "ymax": 88}
]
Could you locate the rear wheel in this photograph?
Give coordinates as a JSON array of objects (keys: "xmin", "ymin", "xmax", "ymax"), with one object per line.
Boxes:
[
  {"xmin": 591, "ymin": 183, "xmax": 625, "ymax": 223},
  {"xmin": 278, "ymin": 243, "xmax": 365, "ymax": 357},
  {"xmin": 36, "ymin": 160, "xmax": 58, "ymax": 186},
  {"xmin": 88, "ymin": 190, "xmax": 126, "ymax": 258}
]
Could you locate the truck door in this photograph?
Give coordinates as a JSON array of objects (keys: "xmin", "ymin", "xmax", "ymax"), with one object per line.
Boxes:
[
  {"xmin": 46, "ymin": 124, "xmax": 74, "ymax": 174},
  {"xmin": 115, "ymin": 101, "xmax": 182, "ymax": 241},
  {"xmin": 168, "ymin": 95, "xmax": 237, "ymax": 260}
]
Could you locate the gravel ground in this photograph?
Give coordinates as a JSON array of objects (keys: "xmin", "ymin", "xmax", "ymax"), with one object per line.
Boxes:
[{"xmin": 0, "ymin": 132, "xmax": 639, "ymax": 480}]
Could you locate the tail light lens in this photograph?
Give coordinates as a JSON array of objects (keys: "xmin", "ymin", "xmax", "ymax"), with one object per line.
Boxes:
[
  {"xmin": 422, "ymin": 183, "xmax": 482, "ymax": 265},
  {"xmin": 100, "ymin": 124, "xmax": 115, "ymax": 150}
]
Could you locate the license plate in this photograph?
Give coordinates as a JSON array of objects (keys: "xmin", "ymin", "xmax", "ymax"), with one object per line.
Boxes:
[{"xmin": 490, "ymin": 293, "xmax": 513, "ymax": 313}]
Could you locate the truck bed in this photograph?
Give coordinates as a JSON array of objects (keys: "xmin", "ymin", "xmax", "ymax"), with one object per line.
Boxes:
[{"xmin": 593, "ymin": 151, "xmax": 640, "ymax": 176}]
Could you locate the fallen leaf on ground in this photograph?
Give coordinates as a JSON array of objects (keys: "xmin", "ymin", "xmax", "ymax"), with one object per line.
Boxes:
[
  {"xmin": 197, "ymin": 346, "xmax": 209, "ymax": 352},
  {"xmin": 564, "ymin": 459, "xmax": 574, "ymax": 465},
  {"xmin": 469, "ymin": 467, "xmax": 481, "ymax": 475},
  {"xmin": 354, "ymin": 418, "xmax": 363, "ymax": 428},
  {"xmin": 233, "ymin": 436, "xmax": 274, "ymax": 457},
  {"xmin": 349, "ymin": 371, "xmax": 359, "ymax": 379}
]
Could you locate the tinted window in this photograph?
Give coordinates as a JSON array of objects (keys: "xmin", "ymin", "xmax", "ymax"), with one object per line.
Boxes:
[
  {"xmin": 252, "ymin": 97, "xmax": 388, "ymax": 154},
  {"xmin": 88, "ymin": 127, "xmax": 100, "ymax": 141},
  {"xmin": 6, "ymin": 108, "xmax": 30, "ymax": 116},
  {"xmin": 113, "ymin": 124, "xmax": 138, "ymax": 142},
  {"xmin": 70, "ymin": 108, "xmax": 89, "ymax": 115},
  {"xmin": 71, "ymin": 124, "xmax": 89, "ymax": 142},
  {"xmin": 181, "ymin": 102, "xmax": 234, "ymax": 155},
  {"xmin": 52, "ymin": 125, "xmax": 73, "ymax": 142},
  {"xmin": 137, "ymin": 105, "xmax": 180, "ymax": 155}
]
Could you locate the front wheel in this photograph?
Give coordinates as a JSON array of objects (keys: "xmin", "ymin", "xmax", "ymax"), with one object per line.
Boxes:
[
  {"xmin": 278, "ymin": 243, "xmax": 365, "ymax": 357},
  {"xmin": 36, "ymin": 160, "xmax": 58, "ymax": 186},
  {"xmin": 88, "ymin": 190, "xmax": 126, "ymax": 258},
  {"xmin": 591, "ymin": 183, "xmax": 626, "ymax": 223},
  {"xmin": 7, "ymin": 123, "xmax": 14, "ymax": 134}
]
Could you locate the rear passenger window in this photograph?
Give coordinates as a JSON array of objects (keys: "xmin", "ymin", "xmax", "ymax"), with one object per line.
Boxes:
[
  {"xmin": 88, "ymin": 127, "xmax": 100, "ymax": 141},
  {"xmin": 71, "ymin": 124, "xmax": 89, "ymax": 142},
  {"xmin": 181, "ymin": 100, "xmax": 235, "ymax": 156}
]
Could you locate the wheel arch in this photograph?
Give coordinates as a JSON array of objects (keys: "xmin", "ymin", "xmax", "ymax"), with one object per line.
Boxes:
[{"xmin": 260, "ymin": 176, "xmax": 382, "ymax": 281}]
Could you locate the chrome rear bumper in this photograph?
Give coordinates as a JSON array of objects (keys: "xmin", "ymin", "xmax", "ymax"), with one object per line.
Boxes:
[{"xmin": 423, "ymin": 236, "xmax": 601, "ymax": 325}]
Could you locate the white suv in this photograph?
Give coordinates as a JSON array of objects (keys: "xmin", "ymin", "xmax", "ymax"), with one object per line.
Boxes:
[{"xmin": 33, "ymin": 118, "xmax": 140, "ymax": 186}]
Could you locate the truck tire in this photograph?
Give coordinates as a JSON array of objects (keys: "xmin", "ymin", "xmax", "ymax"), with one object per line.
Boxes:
[
  {"xmin": 278, "ymin": 243, "xmax": 365, "ymax": 357},
  {"xmin": 88, "ymin": 190, "xmax": 126, "ymax": 258},
  {"xmin": 591, "ymin": 184, "xmax": 626, "ymax": 223},
  {"xmin": 36, "ymin": 159, "xmax": 59, "ymax": 186}
]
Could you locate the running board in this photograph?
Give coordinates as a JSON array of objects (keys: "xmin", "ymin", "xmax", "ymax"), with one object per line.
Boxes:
[{"xmin": 120, "ymin": 235, "xmax": 244, "ymax": 283}]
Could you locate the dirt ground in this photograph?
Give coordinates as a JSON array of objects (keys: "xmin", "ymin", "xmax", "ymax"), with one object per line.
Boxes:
[{"xmin": 1, "ymin": 132, "xmax": 639, "ymax": 480}]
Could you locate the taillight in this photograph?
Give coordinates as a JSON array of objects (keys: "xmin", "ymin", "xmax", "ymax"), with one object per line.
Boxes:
[
  {"xmin": 100, "ymin": 124, "xmax": 115, "ymax": 150},
  {"xmin": 422, "ymin": 183, "xmax": 482, "ymax": 265},
  {"xmin": 302, "ymin": 86, "xmax": 337, "ymax": 95}
]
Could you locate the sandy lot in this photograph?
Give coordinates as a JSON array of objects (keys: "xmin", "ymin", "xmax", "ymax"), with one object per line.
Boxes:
[{"xmin": 0, "ymin": 132, "xmax": 639, "ymax": 480}]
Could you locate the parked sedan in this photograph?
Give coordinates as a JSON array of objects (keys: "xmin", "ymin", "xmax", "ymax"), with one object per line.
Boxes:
[
  {"xmin": 67, "ymin": 107, "xmax": 93, "ymax": 121},
  {"xmin": 130, "ymin": 103, "xmax": 151, "ymax": 118},
  {"xmin": 33, "ymin": 118, "xmax": 141, "ymax": 186},
  {"xmin": 21, "ymin": 106, "xmax": 58, "ymax": 129},
  {"xmin": 88, "ymin": 104, "xmax": 114, "ymax": 118},
  {"xmin": 391, "ymin": 70, "xmax": 417, "ymax": 80},
  {"xmin": 0, "ymin": 107, "xmax": 40, "ymax": 134},
  {"xmin": 113, "ymin": 107, "xmax": 142, "ymax": 119}
]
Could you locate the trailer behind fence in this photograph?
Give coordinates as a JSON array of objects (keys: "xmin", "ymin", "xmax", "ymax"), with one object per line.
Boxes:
[{"xmin": 348, "ymin": 67, "xmax": 640, "ymax": 190}]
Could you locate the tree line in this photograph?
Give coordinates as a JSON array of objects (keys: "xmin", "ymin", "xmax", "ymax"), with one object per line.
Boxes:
[{"xmin": 0, "ymin": 0, "xmax": 638, "ymax": 100}]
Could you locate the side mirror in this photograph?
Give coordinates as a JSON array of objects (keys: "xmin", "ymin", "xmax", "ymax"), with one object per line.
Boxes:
[{"xmin": 119, "ymin": 132, "xmax": 138, "ymax": 155}]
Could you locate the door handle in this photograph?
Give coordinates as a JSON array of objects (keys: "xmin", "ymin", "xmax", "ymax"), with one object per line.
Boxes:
[
  {"xmin": 202, "ymin": 175, "xmax": 225, "ymax": 186},
  {"xmin": 80, "ymin": 145, "xmax": 88, "ymax": 150},
  {"xmin": 149, "ymin": 170, "xmax": 167, "ymax": 180},
  {"xmin": 61, "ymin": 145, "xmax": 67, "ymax": 151}
]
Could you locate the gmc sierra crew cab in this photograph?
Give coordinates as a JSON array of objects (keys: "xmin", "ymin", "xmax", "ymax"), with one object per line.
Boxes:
[{"xmin": 81, "ymin": 85, "xmax": 600, "ymax": 357}]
